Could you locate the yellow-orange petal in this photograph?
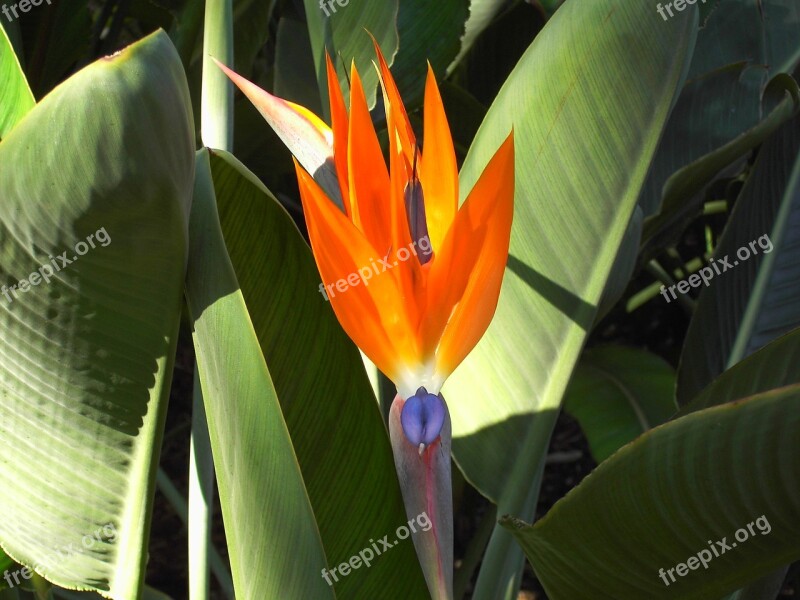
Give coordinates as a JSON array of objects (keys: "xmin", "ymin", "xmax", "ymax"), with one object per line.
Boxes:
[
  {"xmin": 425, "ymin": 131, "xmax": 515, "ymax": 379},
  {"xmin": 347, "ymin": 62, "xmax": 392, "ymax": 251},
  {"xmin": 294, "ymin": 160, "xmax": 417, "ymax": 380},
  {"xmin": 325, "ymin": 53, "xmax": 352, "ymax": 217},
  {"xmin": 418, "ymin": 63, "xmax": 458, "ymax": 254},
  {"xmin": 214, "ymin": 59, "xmax": 344, "ymax": 210}
]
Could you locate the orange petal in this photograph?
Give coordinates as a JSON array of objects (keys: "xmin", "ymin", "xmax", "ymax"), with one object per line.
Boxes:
[
  {"xmin": 418, "ymin": 63, "xmax": 458, "ymax": 254},
  {"xmin": 214, "ymin": 59, "xmax": 344, "ymax": 210},
  {"xmin": 325, "ymin": 53, "xmax": 352, "ymax": 218},
  {"xmin": 347, "ymin": 63, "xmax": 392, "ymax": 251},
  {"xmin": 370, "ymin": 34, "xmax": 416, "ymax": 169},
  {"xmin": 425, "ymin": 131, "xmax": 515, "ymax": 378},
  {"xmin": 387, "ymin": 91, "xmax": 426, "ymax": 337},
  {"xmin": 294, "ymin": 160, "xmax": 417, "ymax": 380}
]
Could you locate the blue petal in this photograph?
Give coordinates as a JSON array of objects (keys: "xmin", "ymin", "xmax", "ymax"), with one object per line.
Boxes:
[{"xmin": 400, "ymin": 387, "xmax": 446, "ymax": 446}]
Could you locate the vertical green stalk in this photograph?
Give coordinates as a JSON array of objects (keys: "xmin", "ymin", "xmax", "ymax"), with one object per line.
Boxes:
[
  {"xmin": 156, "ymin": 469, "xmax": 234, "ymax": 598},
  {"xmin": 202, "ymin": 0, "xmax": 234, "ymax": 151},
  {"xmin": 189, "ymin": 370, "xmax": 215, "ymax": 600},
  {"xmin": 193, "ymin": 1, "xmax": 233, "ymax": 599},
  {"xmin": 471, "ymin": 425, "xmax": 549, "ymax": 600}
]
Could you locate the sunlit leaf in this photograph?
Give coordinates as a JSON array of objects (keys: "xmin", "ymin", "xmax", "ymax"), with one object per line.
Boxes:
[{"xmin": 0, "ymin": 31, "xmax": 194, "ymax": 598}]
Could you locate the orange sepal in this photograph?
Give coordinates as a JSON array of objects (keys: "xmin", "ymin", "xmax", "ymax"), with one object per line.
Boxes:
[
  {"xmin": 325, "ymin": 53, "xmax": 351, "ymax": 216},
  {"xmin": 347, "ymin": 63, "xmax": 392, "ymax": 251},
  {"xmin": 294, "ymin": 159, "xmax": 417, "ymax": 380},
  {"xmin": 425, "ymin": 131, "xmax": 515, "ymax": 378}
]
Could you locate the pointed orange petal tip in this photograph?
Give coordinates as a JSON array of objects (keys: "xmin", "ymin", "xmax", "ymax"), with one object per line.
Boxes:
[
  {"xmin": 368, "ymin": 33, "xmax": 415, "ymax": 160},
  {"xmin": 213, "ymin": 59, "xmax": 344, "ymax": 210},
  {"xmin": 418, "ymin": 62, "xmax": 458, "ymax": 253}
]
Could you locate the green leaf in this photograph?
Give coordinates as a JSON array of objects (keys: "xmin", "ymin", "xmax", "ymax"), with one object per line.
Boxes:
[
  {"xmin": 438, "ymin": 81, "xmax": 486, "ymax": 159},
  {"xmin": 640, "ymin": 71, "xmax": 799, "ymax": 248},
  {"xmin": 638, "ymin": 0, "xmax": 800, "ymax": 219},
  {"xmin": 446, "ymin": 0, "xmax": 505, "ymax": 73},
  {"xmin": 676, "ymin": 114, "xmax": 800, "ymax": 404},
  {"xmin": 204, "ymin": 150, "xmax": 429, "ymax": 599},
  {"xmin": 273, "ymin": 16, "xmax": 323, "ymax": 115},
  {"xmin": 442, "ymin": 1, "xmax": 697, "ymax": 595},
  {"xmin": 533, "ymin": 0, "xmax": 563, "ymax": 17},
  {"xmin": 699, "ymin": 0, "xmax": 723, "ymax": 24},
  {"xmin": 185, "ymin": 150, "xmax": 334, "ymax": 600},
  {"xmin": 678, "ymin": 325, "xmax": 800, "ymax": 417},
  {"xmin": 690, "ymin": 0, "xmax": 800, "ymax": 79},
  {"xmin": 303, "ymin": 0, "xmax": 398, "ymax": 111},
  {"xmin": 392, "ymin": 0, "xmax": 469, "ymax": 104},
  {"xmin": 503, "ymin": 384, "xmax": 800, "ymax": 600},
  {"xmin": 563, "ymin": 346, "xmax": 677, "ymax": 463},
  {"xmin": 0, "ymin": 23, "xmax": 34, "ymax": 139},
  {"xmin": 0, "ymin": 549, "xmax": 14, "ymax": 583},
  {"xmin": 0, "ymin": 31, "xmax": 194, "ymax": 598},
  {"xmin": 723, "ymin": 567, "xmax": 789, "ymax": 600},
  {"xmin": 597, "ymin": 206, "xmax": 642, "ymax": 320},
  {"xmin": 232, "ymin": 0, "xmax": 277, "ymax": 77}
]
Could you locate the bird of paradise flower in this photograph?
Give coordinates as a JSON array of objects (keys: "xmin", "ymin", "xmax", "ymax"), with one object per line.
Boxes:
[{"xmin": 216, "ymin": 40, "xmax": 514, "ymax": 600}]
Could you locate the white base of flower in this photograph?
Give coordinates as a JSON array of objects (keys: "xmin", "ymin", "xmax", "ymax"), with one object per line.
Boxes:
[{"xmin": 395, "ymin": 361, "xmax": 445, "ymax": 400}]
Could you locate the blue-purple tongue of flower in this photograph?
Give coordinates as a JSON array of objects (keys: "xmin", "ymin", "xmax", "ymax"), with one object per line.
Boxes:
[
  {"xmin": 404, "ymin": 151, "xmax": 432, "ymax": 266},
  {"xmin": 400, "ymin": 387, "xmax": 446, "ymax": 454}
]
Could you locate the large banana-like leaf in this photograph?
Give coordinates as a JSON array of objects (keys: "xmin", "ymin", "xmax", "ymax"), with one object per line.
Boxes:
[
  {"xmin": 678, "ymin": 326, "xmax": 800, "ymax": 416},
  {"xmin": 563, "ymin": 346, "xmax": 676, "ymax": 463},
  {"xmin": 440, "ymin": 1, "xmax": 697, "ymax": 595},
  {"xmin": 689, "ymin": 0, "xmax": 800, "ymax": 79},
  {"xmin": 638, "ymin": 0, "xmax": 800, "ymax": 218},
  {"xmin": 640, "ymin": 72, "xmax": 799, "ymax": 252},
  {"xmin": 0, "ymin": 23, "xmax": 34, "ymax": 139},
  {"xmin": 204, "ymin": 150, "xmax": 429, "ymax": 599},
  {"xmin": 679, "ymin": 325, "xmax": 800, "ymax": 600},
  {"xmin": 502, "ymin": 383, "xmax": 800, "ymax": 600},
  {"xmin": 0, "ymin": 31, "xmax": 194, "ymax": 598},
  {"xmin": 185, "ymin": 150, "xmax": 334, "ymax": 599},
  {"xmin": 676, "ymin": 115, "xmax": 800, "ymax": 403}
]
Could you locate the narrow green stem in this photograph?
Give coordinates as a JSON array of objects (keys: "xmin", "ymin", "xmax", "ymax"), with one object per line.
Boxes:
[
  {"xmin": 201, "ymin": 0, "xmax": 234, "ymax": 151},
  {"xmin": 29, "ymin": 574, "xmax": 52, "ymax": 600},
  {"xmin": 156, "ymin": 469, "xmax": 234, "ymax": 599},
  {"xmin": 189, "ymin": 369, "xmax": 215, "ymax": 600},
  {"xmin": 193, "ymin": 3, "xmax": 234, "ymax": 598},
  {"xmin": 703, "ymin": 199, "xmax": 728, "ymax": 215},
  {"xmin": 646, "ymin": 259, "xmax": 695, "ymax": 314}
]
